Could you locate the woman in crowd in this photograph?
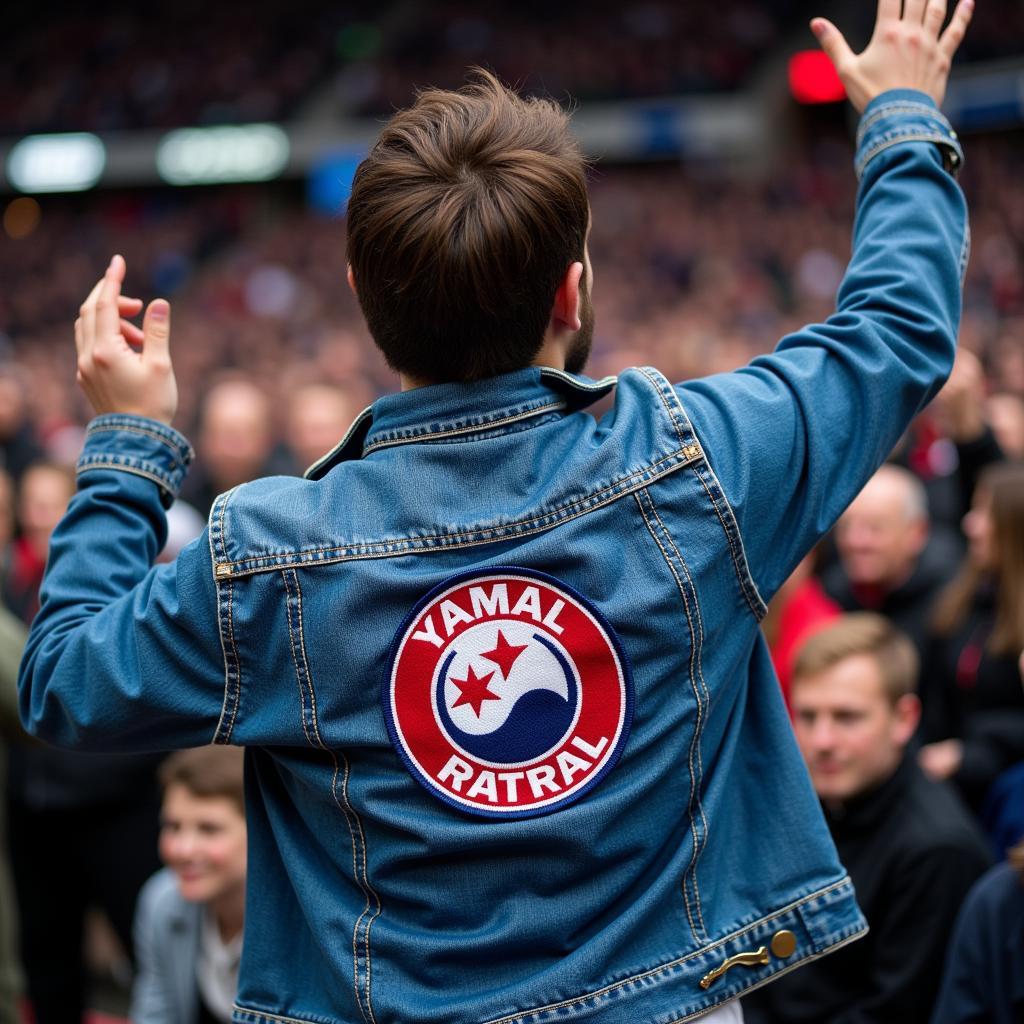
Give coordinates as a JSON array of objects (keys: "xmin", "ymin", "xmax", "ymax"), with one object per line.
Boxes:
[
  {"xmin": 919, "ymin": 462, "xmax": 1024, "ymax": 811},
  {"xmin": 132, "ymin": 746, "xmax": 247, "ymax": 1024}
]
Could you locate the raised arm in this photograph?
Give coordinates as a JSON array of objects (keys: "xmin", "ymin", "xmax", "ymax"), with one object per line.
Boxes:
[
  {"xmin": 18, "ymin": 261, "xmax": 228, "ymax": 751},
  {"xmin": 677, "ymin": 0, "xmax": 974, "ymax": 603}
]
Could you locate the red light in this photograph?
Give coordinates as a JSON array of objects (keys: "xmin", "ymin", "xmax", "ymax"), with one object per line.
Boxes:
[{"xmin": 788, "ymin": 51, "xmax": 847, "ymax": 105}]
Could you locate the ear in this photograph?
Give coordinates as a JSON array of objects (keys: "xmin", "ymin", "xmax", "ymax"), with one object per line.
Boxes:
[
  {"xmin": 346, "ymin": 264, "xmax": 357, "ymax": 297},
  {"xmin": 891, "ymin": 693, "xmax": 921, "ymax": 747},
  {"xmin": 550, "ymin": 261, "xmax": 584, "ymax": 334}
]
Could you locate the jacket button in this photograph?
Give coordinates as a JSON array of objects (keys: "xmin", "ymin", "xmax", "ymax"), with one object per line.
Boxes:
[{"xmin": 770, "ymin": 930, "xmax": 797, "ymax": 959}]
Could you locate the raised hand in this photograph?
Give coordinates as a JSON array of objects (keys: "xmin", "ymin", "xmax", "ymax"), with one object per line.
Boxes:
[
  {"xmin": 811, "ymin": 0, "xmax": 974, "ymax": 113},
  {"xmin": 74, "ymin": 255, "xmax": 178, "ymax": 425}
]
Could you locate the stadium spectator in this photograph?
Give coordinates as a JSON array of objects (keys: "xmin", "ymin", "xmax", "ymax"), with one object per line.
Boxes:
[
  {"xmin": 284, "ymin": 382, "xmax": 359, "ymax": 474},
  {"xmin": 132, "ymin": 746, "xmax": 247, "ymax": 1024},
  {"xmin": 987, "ymin": 392, "xmax": 1024, "ymax": 460},
  {"xmin": 823, "ymin": 463, "xmax": 958, "ymax": 658},
  {"xmin": 180, "ymin": 377, "xmax": 281, "ymax": 516},
  {"xmin": 746, "ymin": 614, "xmax": 991, "ymax": 1024},
  {"xmin": 930, "ymin": 838, "xmax": 1024, "ymax": 1024},
  {"xmin": 2, "ymin": 461, "xmax": 76, "ymax": 624},
  {"xmin": 0, "ymin": 365, "xmax": 43, "ymax": 485},
  {"xmin": 919, "ymin": 462, "xmax": 1024, "ymax": 809},
  {"xmin": 933, "ymin": 348, "xmax": 1007, "ymax": 518}
]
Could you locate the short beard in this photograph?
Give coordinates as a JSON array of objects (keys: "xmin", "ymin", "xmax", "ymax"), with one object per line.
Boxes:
[{"xmin": 563, "ymin": 285, "xmax": 594, "ymax": 375}]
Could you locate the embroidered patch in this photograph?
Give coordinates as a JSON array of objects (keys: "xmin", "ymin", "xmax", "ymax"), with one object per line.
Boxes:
[{"xmin": 383, "ymin": 567, "xmax": 633, "ymax": 819}]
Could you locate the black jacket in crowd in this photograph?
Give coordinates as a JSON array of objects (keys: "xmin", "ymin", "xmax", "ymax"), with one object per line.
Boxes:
[
  {"xmin": 921, "ymin": 580, "xmax": 1024, "ymax": 811},
  {"xmin": 745, "ymin": 755, "xmax": 991, "ymax": 1024}
]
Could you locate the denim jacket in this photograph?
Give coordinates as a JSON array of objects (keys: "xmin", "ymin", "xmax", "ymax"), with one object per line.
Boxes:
[{"xmin": 20, "ymin": 91, "xmax": 967, "ymax": 1024}]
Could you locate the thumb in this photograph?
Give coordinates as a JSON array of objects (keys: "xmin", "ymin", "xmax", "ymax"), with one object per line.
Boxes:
[
  {"xmin": 811, "ymin": 18, "xmax": 853, "ymax": 71},
  {"xmin": 142, "ymin": 298, "xmax": 171, "ymax": 361}
]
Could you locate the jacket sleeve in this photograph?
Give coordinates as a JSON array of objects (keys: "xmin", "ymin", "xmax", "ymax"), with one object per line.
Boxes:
[
  {"xmin": 676, "ymin": 90, "xmax": 968, "ymax": 604},
  {"xmin": 18, "ymin": 415, "xmax": 228, "ymax": 752}
]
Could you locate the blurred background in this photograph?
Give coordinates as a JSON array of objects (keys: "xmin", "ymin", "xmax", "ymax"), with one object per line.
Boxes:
[{"xmin": 1, "ymin": 2, "xmax": 1023, "ymax": 1023}]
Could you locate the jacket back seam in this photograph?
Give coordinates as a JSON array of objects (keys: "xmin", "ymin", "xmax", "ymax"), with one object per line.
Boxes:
[
  {"xmin": 634, "ymin": 488, "xmax": 709, "ymax": 943},
  {"xmin": 280, "ymin": 568, "xmax": 381, "ymax": 1024},
  {"xmin": 210, "ymin": 487, "xmax": 242, "ymax": 743}
]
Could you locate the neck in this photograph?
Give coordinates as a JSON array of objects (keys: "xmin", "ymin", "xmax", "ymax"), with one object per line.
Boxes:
[
  {"xmin": 399, "ymin": 336, "xmax": 568, "ymax": 392},
  {"xmin": 210, "ymin": 884, "xmax": 246, "ymax": 943}
]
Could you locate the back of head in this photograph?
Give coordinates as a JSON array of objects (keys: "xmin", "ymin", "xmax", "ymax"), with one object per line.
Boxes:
[{"xmin": 347, "ymin": 69, "xmax": 589, "ymax": 383}]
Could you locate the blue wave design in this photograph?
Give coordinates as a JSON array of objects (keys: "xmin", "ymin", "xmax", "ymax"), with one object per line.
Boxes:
[{"xmin": 436, "ymin": 634, "xmax": 578, "ymax": 764}]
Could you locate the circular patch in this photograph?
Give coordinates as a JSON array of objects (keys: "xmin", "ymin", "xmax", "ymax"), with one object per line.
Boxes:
[{"xmin": 383, "ymin": 567, "xmax": 633, "ymax": 819}]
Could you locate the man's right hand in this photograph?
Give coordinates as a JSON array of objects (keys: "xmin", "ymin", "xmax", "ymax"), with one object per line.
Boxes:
[{"xmin": 812, "ymin": 0, "xmax": 974, "ymax": 114}]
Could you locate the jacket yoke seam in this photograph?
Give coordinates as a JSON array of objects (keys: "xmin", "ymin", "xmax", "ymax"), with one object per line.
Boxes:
[
  {"xmin": 281, "ymin": 568, "xmax": 380, "ymax": 1024},
  {"xmin": 636, "ymin": 369, "xmax": 767, "ymax": 621},
  {"xmin": 634, "ymin": 489, "xmax": 708, "ymax": 943},
  {"xmin": 216, "ymin": 450, "xmax": 699, "ymax": 577},
  {"xmin": 644, "ymin": 489, "xmax": 712, "ymax": 936}
]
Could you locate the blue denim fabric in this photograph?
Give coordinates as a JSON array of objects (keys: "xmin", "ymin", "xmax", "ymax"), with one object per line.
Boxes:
[{"xmin": 20, "ymin": 90, "xmax": 966, "ymax": 1024}]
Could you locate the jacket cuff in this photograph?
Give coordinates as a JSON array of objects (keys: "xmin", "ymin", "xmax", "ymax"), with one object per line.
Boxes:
[
  {"xmin": 76, "ymin": 414, "xmax": 195, "ymax": 508},
  {"xmin": 855, "ymin": 89, "xmax": 964, "ymax": 180}
]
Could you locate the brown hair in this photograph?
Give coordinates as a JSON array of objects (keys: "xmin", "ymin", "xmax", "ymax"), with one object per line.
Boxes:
[
  {"xmin": 791, "ymin": 613, "xmax": 919, "ymax": 704},
  {"xmin": 932, "ymin": 462, "xmax": 1024, "ymax": 655},
  {"xmin": 346, "ymin": 68, "xmax": 589, "ymax": 383},
  {"xmin": 160, "ymin": 745, "xmax": 245, "ymax": 815}
]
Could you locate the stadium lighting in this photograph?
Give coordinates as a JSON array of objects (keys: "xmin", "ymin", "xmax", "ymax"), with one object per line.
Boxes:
[
  {"xmin": 156, "ymin": 124, "xmax": 290, "ymax": 185},
  {"xmin": 788, "ymin": 51, "xmax": 846, "ymax": 105},
  {"xmin": 6, "ymin": 133, "xmax": 106, "ymax": 193}
]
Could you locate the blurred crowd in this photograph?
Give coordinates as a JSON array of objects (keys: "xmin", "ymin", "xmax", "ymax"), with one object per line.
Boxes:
[
  {"xmin": 4, "ymin": 0, "xmax": 1023, "ymax": 134},
  {"xmin": 1, "ymin": 127, "xmax": 1024, "ymax": 1021}
]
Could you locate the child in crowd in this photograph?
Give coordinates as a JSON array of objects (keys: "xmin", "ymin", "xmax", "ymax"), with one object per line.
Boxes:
[{"xmin": 132, "ymin": 746, "xmax": 246, "ymax": 1024}]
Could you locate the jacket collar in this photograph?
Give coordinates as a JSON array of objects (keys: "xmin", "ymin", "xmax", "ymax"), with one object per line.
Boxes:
[{"xmin": 305, "ymin": 366, "xmax": 616, "ymax": 480}]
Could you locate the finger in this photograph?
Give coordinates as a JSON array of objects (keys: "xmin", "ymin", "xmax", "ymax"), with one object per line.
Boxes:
[
  {"xmin": 77, "ymin": 277, "xmax": 108, "ymax": 366},
  {"xmin": 939, "ymin": 0, "xmax": 974, "ymax": 57},
  {"xmin": 924, "ymin": 0, "xmax": 948, "ymax": 34},
  {"xmin": 141, "ymin": 299, "xmax": 171, "ymax": 365},
  {"xmin": 120, "ymin": 318, "xmax": 145, "ymax": 350},
  {"xmin": 876, "ymin": 0, "xmax": 901, "ymax": 23},
  {"xmin": 95, "ymin": 254, "xmax": 126, "ymax": 339},
  {"xmin": 811, "ymin": 19, "xmax": 855, "ymax": 72},
  {"xmin": 903, "ymin": 0, "xmax": 927, "ymax": 26},
  {"xmin": 119, "ymin": 295, "xmax": 144, "ymax": 315}
]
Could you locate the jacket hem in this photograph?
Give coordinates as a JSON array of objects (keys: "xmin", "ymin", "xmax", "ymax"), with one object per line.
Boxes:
[{"xmin": 231, "ymin": 877, "xmax": 866, "ymax": 1024}]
